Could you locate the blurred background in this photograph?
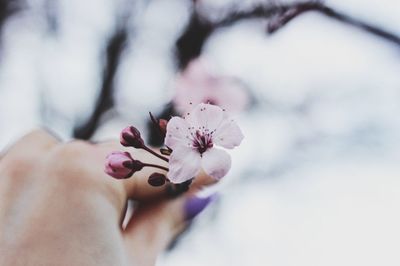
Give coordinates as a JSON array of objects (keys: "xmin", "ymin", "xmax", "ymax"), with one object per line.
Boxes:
[{"xmin": 1, "ymin": 0, "xmax": 400, "ymax": 265}]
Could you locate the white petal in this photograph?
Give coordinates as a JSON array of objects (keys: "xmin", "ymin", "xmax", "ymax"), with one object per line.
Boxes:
[
  {"xmin": 213, "ymin": 118, "xmax": 244, "ymax": 149},
  {"xmin": 201, "ymin": 148, "xmax": 231, "ymax": 180},
  {"xmin": 167, "ymin": 146, "xmax": 201, "ymax": 184},
  {"xmin": 165, "ymin": 117, "xmax": 191, "ymax": 149},
  {"xmin": 185, "ymin": 103, "xmax": 224, "ymax": 132}
]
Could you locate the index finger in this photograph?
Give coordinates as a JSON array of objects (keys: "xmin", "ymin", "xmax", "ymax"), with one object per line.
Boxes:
[{"xmin": 94, "ymin": 141, "xmax": 218, "ymax": 201}]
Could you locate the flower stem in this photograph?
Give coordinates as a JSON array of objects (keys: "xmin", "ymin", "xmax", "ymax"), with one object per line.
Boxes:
[
  {"xmin": 143, "ymin": 163, "xmax": 169, "ymax": 172},
  {"xmin": 142, "ymin": 146, "xmax": 170, "ymax": 162}
]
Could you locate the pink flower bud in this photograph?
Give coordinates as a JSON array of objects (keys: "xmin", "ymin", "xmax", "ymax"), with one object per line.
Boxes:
[
  {"xmin": 148, "ymin": 172, "xmax": 167, "ymax": 187},
  {"xmin": 159, "ymin": 119, "xmax": 168, "ymax": 136},
  {"xmin": 105, "ymin": 151, "xmax": 144, "ymax": 179},
  {"xmin": 120, "ymin": 126, "xmax": 144, "ymax": 148}
]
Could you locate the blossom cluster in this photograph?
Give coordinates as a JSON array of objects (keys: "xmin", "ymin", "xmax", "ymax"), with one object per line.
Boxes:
[{"xmin": 105, "ymin": 103, "xmax": 244, "ymax": 187}]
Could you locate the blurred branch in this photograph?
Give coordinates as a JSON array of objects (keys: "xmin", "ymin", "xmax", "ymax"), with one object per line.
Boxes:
[
  {"xmin": 73, "ymin": 0, "xmax": 138, "ymax": 140},
  {"xmin": 176, "ymin": 1, "xmax": 400, "ymax": 69},
  {"xmin": 73, "ymin": 28, "xmax": 127, "ymax": 139},
  {"xmin": 176, "ymin": 14, "xmax": 213, "ymax": 70},
  {"xmin": 267, "ymin": 1, "xmax": 400, "ymax": 46},
  {"xmin": 0, "ymin": 0, "xmax": 19, "ymax": 26},
  {"xmin": 73, "ymin": 0, "xmax": 400, "ymax": 140},
  {"xmin": 0, "ymin": 0, "xmax": 21, "ymax": 44}
]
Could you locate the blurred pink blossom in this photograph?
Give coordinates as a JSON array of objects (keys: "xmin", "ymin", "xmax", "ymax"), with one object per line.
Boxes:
[
  {"xmin": 173, "ymin": 59, "xmax": 249, "ymax": 114},
  {"xmin": 165, "ymin": 103, "xmax": 244, "ymax": 183}
]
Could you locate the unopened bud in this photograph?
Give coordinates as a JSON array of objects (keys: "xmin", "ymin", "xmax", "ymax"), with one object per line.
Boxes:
[
  {"xmin": 105, "ymin": 151, "xmax": 141, "ymax": 179},
  {"xmin": 160, "ymin": 147, "xmax": 172, "ymax": 156},
  {"xmin": 148, "ymin": 172, "xmax": 167, "ymax": 187},
  {"xmin": 159, "ymin": 119, "xmax": 168, "ymax": 136},
  {"xmin": 120, "ymin": 126, "xmax": 145, "ymax": 148}
]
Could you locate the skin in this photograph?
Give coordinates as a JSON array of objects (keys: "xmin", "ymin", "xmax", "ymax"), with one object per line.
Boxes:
[{"xmin": 0, "ymin": 129, "xmax": 215, "ymax": 266}]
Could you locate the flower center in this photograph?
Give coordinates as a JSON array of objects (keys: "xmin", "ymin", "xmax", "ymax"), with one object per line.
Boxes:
[
  {"xmin": 192, "ymin": 130, "xmax": 213, "ymax": 154},
  {"xmin": 203, "ymin": 98, "xmax": 217, "ymax": 106}
]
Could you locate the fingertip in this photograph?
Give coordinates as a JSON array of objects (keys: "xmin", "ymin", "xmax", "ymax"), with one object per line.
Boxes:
[{"xmin": 183, "ymin": 194, "xmax": 217, "ymax": 222}]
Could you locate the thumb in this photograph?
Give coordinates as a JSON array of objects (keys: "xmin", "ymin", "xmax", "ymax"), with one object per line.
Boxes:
[{"xmin": 122, "ymin": 194, "xmax": 216, "ymax": 266}]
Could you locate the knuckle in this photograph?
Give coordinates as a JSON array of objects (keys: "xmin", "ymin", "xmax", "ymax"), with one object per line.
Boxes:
[
  {"xmin": 46, "ymin": 141, "xmax": 92, "ymax": 175},
  {"xmin": 0, "ymin": 150, "xmax": 45, "ymax": 182},
  {"xmin": 52, "ymin": 140, "xmax": 90, "ymax": 159},
  {"xmin": 0, "ymin": 154, "xmax": 36, "ymax": 178}
]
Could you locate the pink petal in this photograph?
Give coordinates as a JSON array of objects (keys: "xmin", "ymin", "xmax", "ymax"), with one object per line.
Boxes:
[
  {"xmin": 213, "ymin": 118, "xmax": 244, "ymax": 149},
  {"xmin": 165, "ymin": 117, "xmax": 191, "ymax": 149},
  {"xmin": 201, "ymin": 148, "xmax": 231, "ymax": 180},
  {"xmin": 173, "ymin": 58, "xmax": 249, "ymax": 114},
  {"xmin": 208, "ymin": 79, "xmax": 249, "ymax": 113},
  {"xmin": 185, "ymin": 103, "xmax": 224, "ymax": 132},
  {"xmin": 173, "ymin": 59, "xmax": 214, "ymax": 114},
  {"xmin": 184, "ymin": 58, "xmax": 212, "ymax": 84},
  {"xmin": 174, "ymin": 76, "xmax": 205, "ymax": 114},
  {"xmin": 167, "ymin": 146, "xmax": 201, "ymax": 184}
]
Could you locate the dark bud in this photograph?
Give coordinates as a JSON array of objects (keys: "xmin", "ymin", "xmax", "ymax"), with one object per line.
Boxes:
[
  {"xmin": 120, "ymin": 126, "xmax": 145, "ymax": 148},
  {"xmin": 160, "ymin": 147, "xmax": 172, "ymax": 156},
  {"xmin": 159, "ymin": 119, "xmax": 168, "ymax": 136},
  {"xmin": 148, "ymin": 173, "xmax": 167, "ymax": 187},
  {"xmin": 149, "ymin": 112, "xmax": 168, "ymax": 138}
]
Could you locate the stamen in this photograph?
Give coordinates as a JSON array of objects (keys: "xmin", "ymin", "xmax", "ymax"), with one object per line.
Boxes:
[{"xmin": 191, "ymin": 129, "xmax": 214, "ymax": 154}]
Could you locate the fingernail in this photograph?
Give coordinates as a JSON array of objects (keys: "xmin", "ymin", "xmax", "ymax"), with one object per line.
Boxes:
[{"xmin": 184, "ymin": 194, "xmax": 216, "ymax": 221}]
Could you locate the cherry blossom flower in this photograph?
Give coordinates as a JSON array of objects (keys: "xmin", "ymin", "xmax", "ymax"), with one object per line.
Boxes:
[
  {"xmin": 165, "ymin": 103, "xmax": 244, "ymax": 183},
  {"xmin": 173, "ymin": 58, "xmax": 249, "ymax": 114}
]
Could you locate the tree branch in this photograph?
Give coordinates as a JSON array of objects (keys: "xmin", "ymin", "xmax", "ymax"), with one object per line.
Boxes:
[
  {"xmin": 176, "ymin": 1, "xmax": 400, "ymax": 70},
  {"xmin": 267, "ymin": 2, "xmax": 400, "ymax": 46},
  {"xmin": 73, "ymin": 28, "xmax": 127, "ymax": 139}
]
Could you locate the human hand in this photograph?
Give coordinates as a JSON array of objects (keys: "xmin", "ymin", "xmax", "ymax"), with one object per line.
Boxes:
[{"xmin": 0, "ymin": 130, "xmax": 215, "ymax": 266}]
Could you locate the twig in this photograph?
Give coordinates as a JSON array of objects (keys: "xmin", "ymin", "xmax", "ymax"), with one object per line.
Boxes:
[
  {"xmin": 73, "ymin": 28, "xmax": 127, "ymax": 139},
  {"xmin": 267, "ymin": 2, "xmax": 400, "ymax": 47},
  {"xmin": 0, "ymin": 0, "xmax": 21, "ymax": 42},
  {"xmin": 176, "ymin": 1, "xmax": 400, "ymax": 69}
]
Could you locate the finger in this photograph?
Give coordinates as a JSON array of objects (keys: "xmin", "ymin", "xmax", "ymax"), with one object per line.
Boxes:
[
  {"xmin": 189, "ymin": 170, "xmax": 218, "ymax": 193},
  {"xmin": 122, "ymin": 194, "xmax": 215, "ymax": 266},
  {"xmin": 94, "ymin": 141, "xmax": 169, "ymax": 201},
  {"xmin": 95, "ymin": 141, "xmax": 218, "ymax": 201},
  {"xmin": 49, "ymin": 140, "xmax": 168, "ymax": 216}
]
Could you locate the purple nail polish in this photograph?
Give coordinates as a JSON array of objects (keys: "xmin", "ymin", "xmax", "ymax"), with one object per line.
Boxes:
[{"xmin": 184, "ymin": 195, "xmax": 216, "ymax": 221}]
